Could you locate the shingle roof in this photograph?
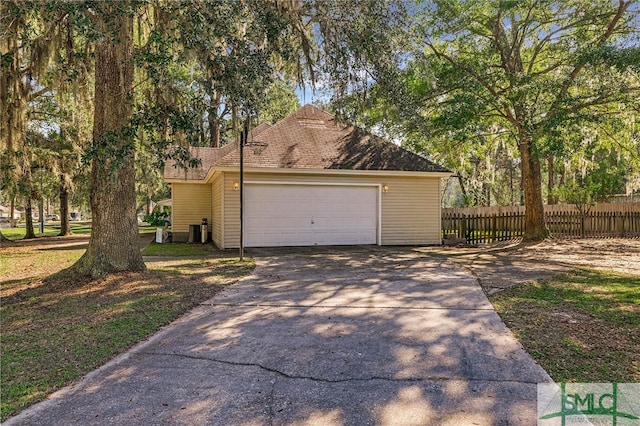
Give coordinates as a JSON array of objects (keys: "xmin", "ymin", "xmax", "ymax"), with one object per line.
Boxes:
[
  {"xmin": 164, "ymin": 104, "xmax": 449, "ymax": 180},
  {"xmin": 250, "ymin": 122, "xmax": 271, "ymax": 137},
  {"xmin": 163, "ymin": 143, "xmax": 237, "ymax": 180}
]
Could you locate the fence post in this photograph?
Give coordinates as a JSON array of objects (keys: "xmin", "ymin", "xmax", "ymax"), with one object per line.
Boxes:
[
  {"xmin": 619, "ymin": 212, "xmax": 625, "ymax": 237},
  {"xmin": 491, "ymin": 214, "xmax": 497, "ymax": 243},
  {"xmin": 459, "ymin": 214, "xmax": 467, "ymax": 242}
]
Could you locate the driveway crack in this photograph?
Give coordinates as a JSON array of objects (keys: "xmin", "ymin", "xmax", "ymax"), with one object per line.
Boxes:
[{"xmin": 139, "ymin": 351, "xmax": 541, "ymax": 385}]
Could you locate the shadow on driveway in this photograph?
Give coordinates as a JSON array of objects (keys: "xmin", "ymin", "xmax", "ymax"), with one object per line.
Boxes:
[{"xmin": 7, "ymin": 246, "xmax": 551, "ymax": 426}]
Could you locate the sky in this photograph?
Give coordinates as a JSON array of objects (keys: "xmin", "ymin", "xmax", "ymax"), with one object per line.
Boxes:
[{"xmin": 295, "ymin": 84, "xmax": 332, "ymax": 106}]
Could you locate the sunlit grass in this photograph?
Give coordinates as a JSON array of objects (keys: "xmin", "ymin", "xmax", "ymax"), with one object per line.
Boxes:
[
  {"xmin": 0, "ymin": 248, "xmax": 85, "ymax": 280},
  {"xmin": 491, "ymin": 269, "xmax": 640, "ymax": 383},
  {"xmin": 1, "ymin": 226, "xmax": 60, "ymax": 239},
  {"xmin": 142, "ymin": 241, "xmax": 220, "ymax": 256},
  {"xmin": 1, "ymin": 223, "xmax": 158, "ymax": 241}
]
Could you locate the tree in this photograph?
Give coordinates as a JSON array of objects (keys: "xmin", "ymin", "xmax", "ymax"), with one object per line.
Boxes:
[
  {"xmin": 1, "ymin": 1, "xmax": 58, "ymax": 240},
  {"xmin": 68, "ymin": 3, "xmax": 145, "ymax": 277},
  {"xmin": 555, "ymin": 119, "xmax": 637, "ymax": 207},
  {"xmin": 359, "ymin": 0, "xmax": 639, "ymax": 239},
  {"xmin": 1, "ymin": 1, "xmax": 93, "ymax": 240},
  {"xmin": 52, "ymin": 128, "xmax": 84, "ymax": 237},
  {"xmin": 258, "ymin": 79, "xmax": 301, "ymax": 124},
  {"xmin": 2, "ymin": 0, "xmax": 403, "ymax": 269},
  {"xmin": 554, "ymin": 143, "xmax": 627, "ymax": 236},
  {"xmin": 69, "ymin": 0, "xmax": 310, "ymax": 276}
]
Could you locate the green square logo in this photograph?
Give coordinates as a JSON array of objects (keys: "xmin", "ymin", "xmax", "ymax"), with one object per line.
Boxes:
[{"xmin": 538, "ymin": 383, "xmax": 640, "ymax": 425}]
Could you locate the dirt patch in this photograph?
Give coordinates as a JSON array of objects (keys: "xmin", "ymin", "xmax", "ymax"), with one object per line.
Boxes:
[
  {"xmin": 422, "ymin": 238, "xmax": 640, "ymax": 294},
  {"xmin": 508, "ymin": 238, "xmax": 640, "ymax": 275}
]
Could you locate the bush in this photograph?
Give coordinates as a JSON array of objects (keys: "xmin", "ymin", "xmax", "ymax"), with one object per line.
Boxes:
[{"xmin": 144, "ymin": 211, "xmax": 170, "ymax": 226}]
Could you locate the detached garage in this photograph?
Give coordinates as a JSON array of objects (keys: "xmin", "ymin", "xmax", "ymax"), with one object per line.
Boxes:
[{"xmin": 164, "ymin": 105, "xmax": 450, "ymax": 248}]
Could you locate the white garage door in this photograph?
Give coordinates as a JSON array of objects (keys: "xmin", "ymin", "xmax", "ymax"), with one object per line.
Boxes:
[{"xmin": 245, "ymin": 184, "xmax": 378, "ymax": 247}]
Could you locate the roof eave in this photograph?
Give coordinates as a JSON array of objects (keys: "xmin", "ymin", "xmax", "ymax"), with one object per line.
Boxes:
[{"xmin": 212, "ymin": 166, "xmax": 452, "ymax": 178}]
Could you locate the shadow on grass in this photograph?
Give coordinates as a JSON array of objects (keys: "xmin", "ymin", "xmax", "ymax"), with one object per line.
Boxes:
[
  {"xmin": 38, "ymin": 243, "xmax": 89, "ymax": 252},
  {"xmin": 3, "ymin": 246, "xmax": 550, "ymax": 425},
  {"xmin": 1, "ymin": 246, "xmax": 255, "ymax": 421}
]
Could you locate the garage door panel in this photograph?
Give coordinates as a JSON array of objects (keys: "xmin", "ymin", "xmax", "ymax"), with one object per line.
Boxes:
[
  {"xmin": 245, "ymin": 184, "xmax": 377, "ymax": 247},
  {"xmin": 314, "ymin": 230, "xmax": 373, "ymax": 245},
  {"xmin": 294, "ymin": 204, "xmax": 315, "ymax": 216}
]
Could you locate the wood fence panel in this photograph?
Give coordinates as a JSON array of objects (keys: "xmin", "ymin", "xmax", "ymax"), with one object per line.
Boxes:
[{"xmin": 441, "ymin": 207, "xmax": 640, "ymax": 243}]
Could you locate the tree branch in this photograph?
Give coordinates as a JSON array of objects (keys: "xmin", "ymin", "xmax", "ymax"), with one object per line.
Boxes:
[
  {"xmin": 426, "ymin": 42, "xmax": 499, "ymax": 98},
  {"xmin": 27, "ymin": 86, "xmax": 52, "ymax": 102},
  {"xmin": 548, "ymin": 0, "xmax": 633, "ymax": 116}
]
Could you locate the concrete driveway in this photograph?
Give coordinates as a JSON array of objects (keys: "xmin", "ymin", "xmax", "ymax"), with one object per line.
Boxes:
[{"xmin": 7, "ymin": 246, "xmax": 551, "ymax": 426}]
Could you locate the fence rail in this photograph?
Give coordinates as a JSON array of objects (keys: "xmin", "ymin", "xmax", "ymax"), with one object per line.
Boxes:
[
  {"xmin": 442, "ymin": 208, "xmax": 640, "ymax": 244},
  {"xmin": 443, "ymin": 202, "xmax": 640, "ymax": 215}
]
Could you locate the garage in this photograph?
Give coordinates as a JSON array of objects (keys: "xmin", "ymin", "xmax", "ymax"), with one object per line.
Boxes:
[
  {"xmin": 244, "ymin": 183, "xmax": 379, "ymax": 247},
  {"xmin": 165, "ymin": 104, "xmax": 451, "ymax": 247}
]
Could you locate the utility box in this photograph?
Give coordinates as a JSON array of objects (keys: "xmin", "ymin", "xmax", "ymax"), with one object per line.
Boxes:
[
  {"xmin": 155, "ymin": 228, "xmax": 164, "ymax": 244},
  {"xmin": 188, "ymin": 224, "xmax": 201, "ymax": 243},
  {"xmin": 201, "ymin": 218, "xmax": 208, "ymax": 243}
]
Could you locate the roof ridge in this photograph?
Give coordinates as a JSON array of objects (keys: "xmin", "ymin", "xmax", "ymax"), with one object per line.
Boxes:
[
  {"xmin": 246, "ymin": 104, "xmax": 333, "ymax": 143},
  {"xmin": 250, "ymin": 123, "xmax": 271, "ymax": 138}
]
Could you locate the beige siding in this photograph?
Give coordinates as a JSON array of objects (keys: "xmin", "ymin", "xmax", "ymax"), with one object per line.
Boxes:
[
  {"xmin": 171, "ymin": 182, "xmax": 212, "ymax": 242},
  {"xmin": 223, "ymin": 172, "xmax": 240, "ymax": 248},
  {"xmin": 380, "ymin": 177, "xmax": 441, "ymax": 245},
  {"xmin": 220, "ymin": 172, "xmax": 442, "ymax": 248},
  {"xmin": 211, "ymin": 174, "xmax": 223, "ymax": 248}
]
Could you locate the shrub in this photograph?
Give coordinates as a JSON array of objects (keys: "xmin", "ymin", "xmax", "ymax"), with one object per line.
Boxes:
[{"xmin": 144, "ymin": 211, "xmax": 170, "ymax": 226}]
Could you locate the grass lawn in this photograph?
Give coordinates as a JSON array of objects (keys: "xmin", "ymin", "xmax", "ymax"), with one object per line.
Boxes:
[
  {"xmin": 1, "ymin": 223, "xmax": 156, "ymax": 241},
  {"xmin": 1, "ymin": 226, "xmax": 62, "ymax": 239},
  {"xmin": 142, "ymin": 241, "xmax": 223, "ymax": 256},
  {"xmin": 1, "ymin": 222, "xmax": 92, "ymax": 240},
  {"xmin": 0, "ymin": 237, "xmax": 254, "ymax": 421},
  {"xmin": 490, "ymin": 269, "xmax": 639, "ymax": 383}
]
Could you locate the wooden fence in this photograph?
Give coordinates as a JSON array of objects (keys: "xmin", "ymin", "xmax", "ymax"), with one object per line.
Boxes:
[
  {"xmin": 442, "ymin": 204, "xmax": 640, "ymax": 244},
  {"xmin": 443, "ymin": 202, "xmax": 640, "ymax": 215}
]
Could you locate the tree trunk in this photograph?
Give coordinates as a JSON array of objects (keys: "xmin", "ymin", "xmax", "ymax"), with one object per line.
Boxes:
[
  {"xmin": 68, "ymin": 8, "xmax": 145, "ymax": 278},
  {"xmin": 208, "ymin": 112, "xmax": 221, "ymax": 148},
  {"xmin": 547, "ymin": 155, "xmax": 557, "ymax": 204},
  {"xmin": 509, "ymin": 162, "xmax": 515, "ymax": 205},
  {"xmin": 38, "ymin": 189, "xmax": 44, "ymax": 234},
  {"xmin": 58, "ymin": 174, "xmax": 71, "ymax": 236},
  {"xmin": 482, "ymin": 182, "xmax": 490, "ymax": 206},
  {"xmin": 208, "ymin": 91, "xmax": 224, "ymax": 147},
  {"xmin": 519, "ymin": 162, "xmax": 525, "ymax": 206},
  {"xmin": 519, "ymin": 136, "xmax": 547, "ymax": 240},
  {"xmin": 24, "ymin": 197, "xmax": 36, "ymax": 239},
  {"xmin": 0, "ymin": 195, "xmax": 7, "ymax": 240},
  {"xmin": 10, "ymin": 196, "xmax": 15, "ymax": 226},
  {"xmin": 456, "ymin": 174, "xmax": 469, "ymax": 205}
]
